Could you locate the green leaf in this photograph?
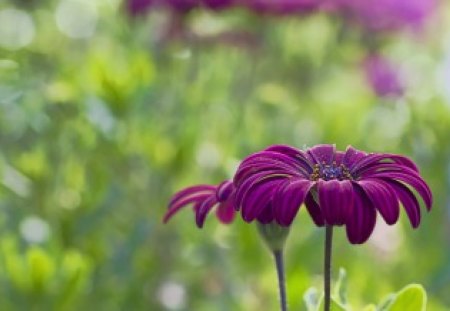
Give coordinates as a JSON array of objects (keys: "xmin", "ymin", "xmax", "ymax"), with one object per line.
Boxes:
[
  {"xmin": 333, "ymin": 268, "xmax": 348, "ymax": 305},
  {"xmin": 304, "ymin": 287, "xmax": 320, "ymax": 311},
  {"xmin": 305, "ymin": 268, "xmax": 348, "ymax": 311},
  {"xmin": 362, "ymin": 304, "xmax": 377, "ymax": 311},
  {"xmin": 27, "ymin": 247, "xmax": 55, "ymax": 292},
  {"xmin": 385, "ymin": 284, "xmax": 427, "ymax": 311},
  {"xmin": 378, "ymin": 294, "xmax": 396, "ymax": 311}
]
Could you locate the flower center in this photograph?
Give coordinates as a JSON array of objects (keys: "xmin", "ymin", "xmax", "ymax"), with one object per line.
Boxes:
[{"xmin": 310, "ymin": 162, "xmax": 352, "ymax": 181}]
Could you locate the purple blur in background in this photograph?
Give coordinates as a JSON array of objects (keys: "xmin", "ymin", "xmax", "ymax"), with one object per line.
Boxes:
[
  {"xmin": 364, "ymin": 54, "xmax": 404, "ymax": 98},
  {"xmin": 167, "ymin": 0, "xmax": 198, "ymax": 12},
  {"xmin": 337, "ymin": 0, "xmax": 436, "ymax": 31},
  {"xmin": 126, "ymin": 0, "xmax": 155, "ymax": 16},
  {"xmin": 245, "ymin": 0, "xmax": 322, "ymax": 15},
  {"xmin": 203, "ymin": 0, "xmax": 235, "ymax": 10}
]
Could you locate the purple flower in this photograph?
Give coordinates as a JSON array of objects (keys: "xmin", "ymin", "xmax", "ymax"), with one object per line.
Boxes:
[
  {"xmin": 234, "ymin": 144, "xmax": 432, "ymax": 244},
  {"xmin": 167, "ymin": 0, "xmax": 198, "ymax": 12},
  {"xmin": 364, "ymin": 54, "xmax": 404, "ymax": 98},
  {"xmin": 244, "ymin": 0, "xmax": 322, "ymax": 15},
  {"xmin": 202, "ymin": 0, "xmax": 235, "ymax": 10},
  {"xmin": 337, "ymin": 0, "xmax": 435, "ymax": 31},
  {"xmin": 126, "ymin": 0, "xmax": 155, "ymax": 16},
  {"xmin": 164, "ymin": 180, "xmax": 236, "ymax": 227}
]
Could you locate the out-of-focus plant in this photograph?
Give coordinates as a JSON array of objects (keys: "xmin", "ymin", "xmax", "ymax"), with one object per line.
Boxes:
[
  {"xmin": 0, "ymin": 236, "xmax": 91, "ymax": 310},
  {"xmin": 304, "ymin": 269, "xmax": 428, "ymax": 311},
  {"xmin": 1, "ymin": 0, "xmax": 449, "ymax": 309},
  {"xmin": 122, "ymin": 0, "xmax": 436, "ymax": 98}
]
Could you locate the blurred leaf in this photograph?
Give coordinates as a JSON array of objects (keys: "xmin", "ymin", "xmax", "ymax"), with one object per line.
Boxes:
[
  {"xmin": 362, "ymin": 305, "xmax": 377, "ymax": 311},
  {"xmin": 304, "ymin": 287, "xmax": 319, "ymax": 311},
  {"xmin": 27, "ymin": 247, "xmax": 55, "ymax": 293},
  {"xmin": 333, "ymin": 268, "xmax": 348, "ymax": 305},
  {"xmin": 1, "ymin": 237, "xmax": 28, "ymax": 291},
  {"xmin": 56, "ymin": 250, "xmax": 91, "ymax": 309},
  {"xmin": 378, "ymin": 294, "xmax": 396, "ymax": 311},
  {"xmin": 384, "ymin": 284, "xmax": 427, "ymax": 311}
]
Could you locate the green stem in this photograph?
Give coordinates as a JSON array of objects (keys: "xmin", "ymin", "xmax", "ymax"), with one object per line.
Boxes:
[
  {"xmin": 324, "ymin": 225, "xmax": 333, "ymax": 311},
  {"xmin": 273, "ymin": 250, "xmax": 288, "ymax": 311}
]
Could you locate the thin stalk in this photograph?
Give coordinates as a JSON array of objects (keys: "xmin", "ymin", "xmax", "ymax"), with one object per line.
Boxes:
[
  {"xmin": 324, "ymin": 225, "xmax": 333, "ymax": 311},
  {"xmin": 273, "ymin": 250, "xmax": 288, "ymax": 311}
]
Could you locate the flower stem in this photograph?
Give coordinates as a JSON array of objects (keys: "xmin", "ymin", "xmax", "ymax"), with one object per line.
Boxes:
[
  {"xmin": 273, "ymin": 250, "xmax": 288, "ymax": 311},
  {"xmin": 324, "ymin": 225, "xmax": 333, "ymax": 311}
]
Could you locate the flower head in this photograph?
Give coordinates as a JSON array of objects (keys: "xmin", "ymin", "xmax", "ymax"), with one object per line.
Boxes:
[
  {"xmin": 164, "ymin": 180, "xmax": 236, "ymax": 228},
  {"xmin": 235, "ymin": 144, "xmax": 432, "ymax": 244},
  {"xmin": 364, "ymin": 54, "xmax": 404, "ymax": 98}
]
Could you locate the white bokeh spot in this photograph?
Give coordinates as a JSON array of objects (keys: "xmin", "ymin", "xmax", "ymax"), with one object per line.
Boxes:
[
  {"xmin": 55, "ymin": 0, "xmax": 98, "ymax": 39},
  {"xmin": 20, "ymin": 216, "xmax": 51, "ymax": 244},
  {"xmin": 0, "ymin": 8, "xmax": 35, "ymax": 50},
  {"xmin": 157, "ymin": 281, "xmax": 186, "ymax": 310}
]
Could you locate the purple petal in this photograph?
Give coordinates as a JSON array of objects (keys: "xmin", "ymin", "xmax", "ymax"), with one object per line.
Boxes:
[
  {"xmin": 274, "ymin": 179, "xmax": 314, "ymax": 226},
  {"xmin": 305, "ymin": 192, "xmax": 325, "ymax": 226},
  {"xmin": 265, "ymin": 145, "xmax": 314, "ymax": 171},
  {"xmin": 351, "ymin": 153, "xmax": 419, "ymax": 175},
  {"xmin": 241, "ymin": 151, "xmax": 305, "ymax": 171},
  {"xmin": 318, "ymin": 180, "xmax": 354, "ymax": 226},
  {"xmin": 235, "ymin": 171, "xmax": 288, "ymax": 209},
  {"xmin": 343, "ymin": 146, "xmax": 367, "ymax": 169},
  {"xmin": 384, "ymin": 154, "xmax": 420, "ymax": 172},
  {"xmin": 334, "ymin": 151, "xmax": 345, "ymax": 165},
  {"xmin": 169, "ymin": 185, "xmax": 215, "ymax": 206},
  {"xmin": 164, "ymin": 193, "xmax": 211, "ymax": 223},
  {"xmin": 358, "ymin": 179, "xmax": 399, "ymax": 225},
  {"xmin": 367, "ymin": 171, "xmax": 432, "ymax": 209},
  {"xmin": 256, "ymin": 203, "xmax": 275, "ymax": 224},
  {"xmin": 196, "ymin": 196, "xmax": 219, "ymax": 228},
  {"xmin": 216, "ymin": 199, "xmax": 236, "ymax": 224},
  {"xmin": 235, "ymin": 160, "xmax": 301, "ymax": 183},
  {"xmin": 385, "ymin": 179, "xmax": 421, "ymax": 228},
  {"xmin": 235, "ymin": 150, "xmax": 310, "ymax": 182},
  {"xmin": 265, "ymin": 144, "xmax": 306, "ymax": 158},
  {"xmin": 358, "ymin": 162, "xmax": 419, "ymax": 177},
  {"xmin": 345, "ymin": 184, "xmax": 377, "ymax": 244},
  {"xmin": 307, "ymin": 144, "xmax": 336, "ymax": 165},
  {"xmin": 240, "ymin": 177, "xmax": 284, "ymax": 222},
  {"xmin": 216, "ymin": 180, "xmax": 234, "ymax": 201}
]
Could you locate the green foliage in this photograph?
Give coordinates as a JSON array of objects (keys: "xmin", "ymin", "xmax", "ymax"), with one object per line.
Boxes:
[
  {"xmin": 304, "ymin": 269, "xmax": 428, "ymax": 311},
  {"xmin": 382, "ymin": 284, "xmax": 427, "ymax": 311},
  {"xmin": 0, "ymin": 1, "xmax": 450, "ymax": 310}
]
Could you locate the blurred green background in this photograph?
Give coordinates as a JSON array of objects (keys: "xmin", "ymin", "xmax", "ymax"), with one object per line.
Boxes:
[{"xmin": 1, "ymin": 0, "xmax": 450, "ymax": 310}]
